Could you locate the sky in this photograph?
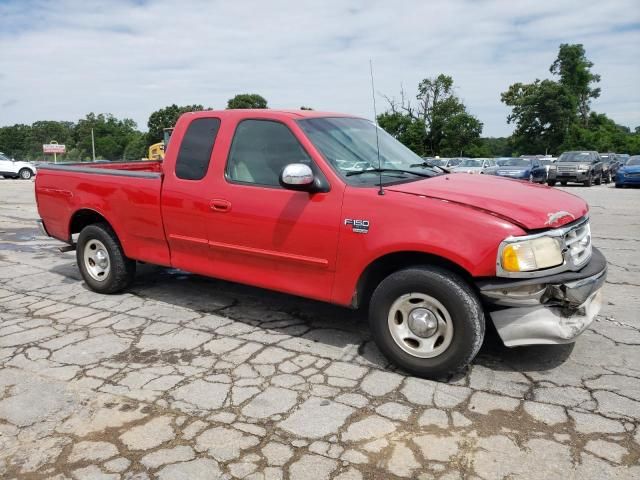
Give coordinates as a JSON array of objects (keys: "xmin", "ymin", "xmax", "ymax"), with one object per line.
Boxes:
[{"xmin": 0, "ymin": 0, "xmax": 639, "ymax": 137}]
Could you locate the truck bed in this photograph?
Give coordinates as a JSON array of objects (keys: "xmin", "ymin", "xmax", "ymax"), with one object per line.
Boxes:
[{"xmin": 35, "ymin": 160, "xmax": 171, "ymax": 267}]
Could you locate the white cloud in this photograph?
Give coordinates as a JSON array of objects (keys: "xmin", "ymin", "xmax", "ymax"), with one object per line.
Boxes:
[{"xmin": 0, "ymin": 0, "xmax": 638, "ymax": 136}]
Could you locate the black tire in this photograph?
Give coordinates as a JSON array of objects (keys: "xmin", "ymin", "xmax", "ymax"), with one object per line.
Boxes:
[
  {"xmin": 76, "ymin": 223, "xmax": 136, "ymax": 294},
  {"xmin": 595, "ymin": 174, "xmax": 602, "ymax": 186},
  {"xmin": 369, "ymin": 266, "xmax": 485, "ymax": 379},
  {"xmin": 561, "ymin": 181, "xmax": 568, "ymax": 186},
  {"xmin": 547, "ymin": 180, "xmax": 556, "ymax": 186},
  {"xmin": 583, "ymin": 175, "xmax": 593, "ymax": 187},
  {"xmin": 19, "ymin": 168, "xmax": 33, "ymax": 180},
  {"xmin": 615, "ymin": 184, "xmax": 623, "ymax": 189}
]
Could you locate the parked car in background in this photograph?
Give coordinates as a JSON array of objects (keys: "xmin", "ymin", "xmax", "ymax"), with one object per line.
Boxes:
[
  {"xmin": 495, "ymin": 157, "xmax": 547, "ymax": 183},
  {"xmin": 540, "ymin": 158, "xmax": 557, "ymax": 185},
  {"xmin": 552, "ymin": 151, "xmax": 603, "ymax": 186},
  {"xmin": 615, "ymin": 155, "xmax": 640, "ymax": 188},
  {"xmin": 452, "ymin": 158, "xmax": 498, "ymax": 175},
  {"xmin": 611, "ymin": 153, "xmax": 629, "ymax": 178},
  {"xmin": 0, "ymin": 152, "xmax": 37, "ymax": 179},
  {"xmin": 599, "ymin": 153, "xmax": 617, "ymax": 183},
  {"xmin": 425, "ymin": 157, "xmax": 462, "ymax": 169}
]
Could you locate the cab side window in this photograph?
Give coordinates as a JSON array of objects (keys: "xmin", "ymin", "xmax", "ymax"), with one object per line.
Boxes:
[
  {"xmin": 226, "ymin": 120, "xmax": 312, "ymax": 187},
  {"xmin": 175, "ymin": 118, "xmax": 221, "ymax": 180}
]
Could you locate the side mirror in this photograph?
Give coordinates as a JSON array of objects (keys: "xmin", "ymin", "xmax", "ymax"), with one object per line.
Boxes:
[{"xmin": 280, "ymin": 163, "xmax": 323, "ymax": 192}]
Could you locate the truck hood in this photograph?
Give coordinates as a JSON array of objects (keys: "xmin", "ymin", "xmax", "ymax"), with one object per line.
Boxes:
[{"xmin": 386, "ymin": 173, "xmax": 588, "ymax": 230}]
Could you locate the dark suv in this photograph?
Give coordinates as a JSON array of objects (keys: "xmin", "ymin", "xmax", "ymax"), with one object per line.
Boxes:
[
  {"xmin": 599, "ymin": 153, "xmax": 617, "ymax": 183},
  {"xmin": 552, "ymin": 151, "xmax": 603, "ymax": 187}
]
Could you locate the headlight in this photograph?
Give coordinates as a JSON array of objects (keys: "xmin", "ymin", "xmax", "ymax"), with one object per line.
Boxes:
[
  {"xmin": 577, "ymin": 163, "xmax": 590, "ymax": 171},
  {"xmin": 500, "ymin": 236, "xmax": 563, "ymax": 273}
]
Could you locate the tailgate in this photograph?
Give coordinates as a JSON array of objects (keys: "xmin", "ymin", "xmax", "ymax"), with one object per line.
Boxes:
[{"xmin": 35, "ymin": 163, "xmax": 169, "ymax": 266}]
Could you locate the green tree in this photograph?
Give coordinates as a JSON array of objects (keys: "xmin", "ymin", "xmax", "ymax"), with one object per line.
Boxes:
[
  {"xmin": 378, "ymin": 75, "xmax": 482, "ymax": 156},
  {"xmin": 74, "ymin": 113, "xmax": 139, "ymax": 160},
  {"xmin": 502, "ymin": 43, "xmax": 612, "ymax": 154},
  {"xmin": 0, "ymin": 124, "xmax": 33, "ymax": 160},
  {"xmin": 147, "ymin": 104, "xmax": 205, "ymax": 146},
  {"xmin": 550, "ymin": 44, "xmax": 600, "ymax": 125},
  {"xmin": 226, "ymin": 94, "xmax": 268, "ymax": 109},
  {"xmin": 501, "ymin": 79, "xmax": 574, "ymax": 154},
  {"xmin": 123, "ymin": 132, "xmax": 148, "ymax": 160}
]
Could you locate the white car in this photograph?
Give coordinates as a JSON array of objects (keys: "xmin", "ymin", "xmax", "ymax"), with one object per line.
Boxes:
[
  {"xmin": 452, "ymin": 158, "xmax": 498, "ymax": 175},
  {"xmin": 0, "ymin": 152, "xmax": 37, "ymax": 179}
]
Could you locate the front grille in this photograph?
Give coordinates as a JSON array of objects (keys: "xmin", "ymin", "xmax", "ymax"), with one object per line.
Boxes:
[
  {"xmin": 557, "ymin": 165, "xmax": 576, "ymax": 173},
  {"xmin": 563, "ymin": 221, "xmax": 591, "ymax": 269}
]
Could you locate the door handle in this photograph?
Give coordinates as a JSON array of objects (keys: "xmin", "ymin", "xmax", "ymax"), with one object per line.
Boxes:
[{"xmin": 210, "ymin": 199, "xmax": 231, "ymax": 212}]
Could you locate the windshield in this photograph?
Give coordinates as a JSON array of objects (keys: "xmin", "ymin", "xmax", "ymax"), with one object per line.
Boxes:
[
  {"xmin": 500, "ymin": 158, "xmax": 529, "ymax": 167},
  {"xmin": 0, "ymin": 153, "xmax": 10, "ymax": 161},
  {"xmin": 540, "ymin": 159, "xmax": 553, "ymax": 165},
  {"xmin": 559, "ymin": 152, "xmax": 592, "ymax": 162},
  {"xmin": 459, "ymin": 159, "xmax": 482, "ymax": 167},
  {"xmin": 297, "ymin": 117, "xmax": 441, "ymax": 183},
  {"xmin": 627, "ymin": 156, "xmax": 640, "ymax": 166}
]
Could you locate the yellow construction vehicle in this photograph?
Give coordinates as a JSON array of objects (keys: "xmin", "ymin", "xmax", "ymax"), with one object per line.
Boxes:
[{"xmin": 147, "ymin": 127, "xmax": 174, "ymax": 161}]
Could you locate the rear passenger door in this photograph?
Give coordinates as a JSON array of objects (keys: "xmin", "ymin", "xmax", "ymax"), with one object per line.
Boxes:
[
  {"xmin": 161, "ymin": 117, "xmax": 221, "ymax": 274},
  {"xmin": 205, "ymin": 119, "xmax": 343, "ymax": 302}
]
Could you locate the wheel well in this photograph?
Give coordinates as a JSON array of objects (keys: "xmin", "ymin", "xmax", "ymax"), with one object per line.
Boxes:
[
  {"xmin": 69, "ymin": 209, "xmax": 111, "ymax": 240},
  {"xmin": 353, "ymin": 251, "xmax": 474, "ymax": 309}
]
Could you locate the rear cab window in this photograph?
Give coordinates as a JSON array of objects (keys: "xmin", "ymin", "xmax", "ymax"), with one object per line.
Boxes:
[{"xmin": 175, "ymin": 118, "xmax": 221, "ymax": 180}]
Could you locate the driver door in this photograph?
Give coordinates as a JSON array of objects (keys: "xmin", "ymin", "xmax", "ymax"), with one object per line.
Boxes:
[{"xmin": 205, "ymin": 118, "xmax": 344, "ymax": 302}]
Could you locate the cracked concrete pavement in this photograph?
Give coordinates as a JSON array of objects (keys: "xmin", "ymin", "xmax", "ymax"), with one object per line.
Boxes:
[{"xmin": 0, "ymin": 179, "xmax": 639, "ymax": 479}]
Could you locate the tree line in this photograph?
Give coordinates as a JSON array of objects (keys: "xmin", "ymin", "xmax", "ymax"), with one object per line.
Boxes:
[
  {"xmin": 0, "ymin": 94, "xmax": 269, "ymax": 162},
  {"xmin": 378, "ymin": 43, "xmax": 639, "ymax": 157},
  {"xmin": 1, "ymin": 44, "xmax": 638, "ymax": 161}
]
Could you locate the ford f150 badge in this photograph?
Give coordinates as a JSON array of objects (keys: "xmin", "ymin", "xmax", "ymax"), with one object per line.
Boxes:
[{"xmin": 345, "ymin": 219, "xmax": 370, "ymax": 233}]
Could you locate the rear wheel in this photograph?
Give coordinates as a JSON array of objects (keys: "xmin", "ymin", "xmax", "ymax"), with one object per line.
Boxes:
[
  {"xmin": 76, "ymin": 223, "xmax": 136, "ymax": 294},
  {"xmin": 369, "ymin": 266, "xmax": 485, "ymax": 379},
  {"xmin": 19, "ymin": 168, "xmax": 33, "ymax": 180},
  {"xmin": 547, "ymin": 180, "xmax": 557, "ymax": 186}
]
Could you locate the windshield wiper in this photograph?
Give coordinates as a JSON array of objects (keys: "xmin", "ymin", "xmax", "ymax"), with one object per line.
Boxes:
[
  {"xmin": 410, "ymin": 161, "xmax": 449, "ymax": 173},
  {"xmin": 346, "ymin": 168, "xmax": 432, "ymax": 178}
]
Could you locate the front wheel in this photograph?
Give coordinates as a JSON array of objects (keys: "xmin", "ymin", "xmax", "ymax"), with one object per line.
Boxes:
[
  {"xmin": 547, "ymin": 180, "xmax": 557, "ymax": 186},
  {"xmin": 19, "ymin": 168, "xmax": 33, "ymax": 180},
  {"xmin": 583, "ymin": 175, "xmax": 593, "ymax": 187},
  {"xmin": 595, "ymin": 174, "xmax": 602, "ymax": 185},
  {"xmin": 369, "ymin": 266, "xmax": 485, "ymax": 379},
  {"xmin": 76, "ymin": 223, "xmax": 136, "ymax": 294}
]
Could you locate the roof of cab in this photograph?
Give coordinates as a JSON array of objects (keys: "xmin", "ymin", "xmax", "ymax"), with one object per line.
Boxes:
[{"xmin": 183, "ymin": 109, "xmax": 362, "ymax": 120}]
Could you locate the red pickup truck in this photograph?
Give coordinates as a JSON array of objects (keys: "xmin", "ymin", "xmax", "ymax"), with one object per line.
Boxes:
[{"xmin": 35, "ymin": 109, "xmax": 606, "ymax": 378}]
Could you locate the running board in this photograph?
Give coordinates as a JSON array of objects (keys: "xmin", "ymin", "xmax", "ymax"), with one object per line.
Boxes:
[{"xmin": 59, "ymin": 244, "xmax": 76, "ymax": 253}]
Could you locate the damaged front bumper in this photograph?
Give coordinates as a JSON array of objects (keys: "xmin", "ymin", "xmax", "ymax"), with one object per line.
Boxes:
[{"xmin": 477, "ymin": 248, "xmax": 607, "ymax": 346}]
